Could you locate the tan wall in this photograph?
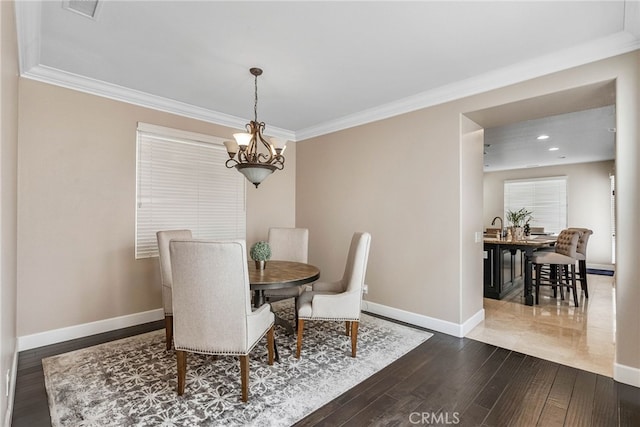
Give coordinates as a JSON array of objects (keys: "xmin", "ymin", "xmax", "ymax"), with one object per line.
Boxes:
[
  {"xmin": 0, "ymin": 0, "xmax": 19, "ymax": 421},
  {"xmin": 460, "ymin": 117, "xmax": 484, "ymax": 322},
  {"xmin": 297, "ymin": 106, "xmax": 463, "ymax": 323},
  {"xmin": 296, "ymin": 51, "xmax": 640, "ymax": 379},
  {"xmin": 483, "ymin": 160, "xmax": 615, "ymax": 266},
  {"xmin": 16, "ymin": 79, "xmax": 296, "ymax": 337}
]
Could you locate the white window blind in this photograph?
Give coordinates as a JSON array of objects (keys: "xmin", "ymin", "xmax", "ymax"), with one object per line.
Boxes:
[
  {"xmin": 504, "ymin": 177, "xmax": 567, "ymax": 234},
  {"xmin": 136, "ymin": 123, "xmax": 246, "ymax": 258}
]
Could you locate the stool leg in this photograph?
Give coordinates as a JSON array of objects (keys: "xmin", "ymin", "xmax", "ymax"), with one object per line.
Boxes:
[
  {"xmin": 570, "ymin": 264, "xmax": 579, "ymax": 307},
  {"xmin": 535, "ymin": 263, "xmax": 540, "ymax": 305},
  {"xmin": 579, "ymin": 260, "xmax": 589, "ymax": 298},
  {"xmin": 550, "ymin": 265, "xmax": 558, "ymax": 298},
  {"xmin": 558, "ymin": 266, "xmax": 565, "ymax": 300}
]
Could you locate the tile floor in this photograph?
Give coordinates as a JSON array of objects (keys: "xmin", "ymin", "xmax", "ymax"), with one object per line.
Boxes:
[{"xmin": 466, "ymin": 273, "xmax": 615, "ymax": 377}]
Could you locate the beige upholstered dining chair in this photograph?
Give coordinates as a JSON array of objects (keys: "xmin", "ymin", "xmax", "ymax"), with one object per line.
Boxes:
[
  {"xmin": 296, "ymin": 232, "xmax": 371, "ymax": 359},
  {"xmin": 264, "ymin": 227, "xmax": 310, "ymax": 305},
  {"xmin": 169, "ymin": 239, "xmax": 275, "ymax": 402},
  {"xmin": 156, "ymin": 229, "xmax": 192, "ymax": 350},
  {"xmin": 532, "ymin": 228, "xmax": 581, "ymax": 307}
]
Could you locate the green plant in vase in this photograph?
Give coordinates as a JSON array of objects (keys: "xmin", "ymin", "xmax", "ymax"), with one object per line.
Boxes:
[
  {"xmin": 250, "ymin": 241, "xmax": 271, "ymax": 270},
  {"xmin": 506, "ymin": 208, "xmax": 533, "ymax": 240}
]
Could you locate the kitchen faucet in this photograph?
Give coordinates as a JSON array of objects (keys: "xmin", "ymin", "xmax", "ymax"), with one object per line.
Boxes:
[{"xmin": 491, "ymin": 216, "xmax": 503, "ymax": 237}]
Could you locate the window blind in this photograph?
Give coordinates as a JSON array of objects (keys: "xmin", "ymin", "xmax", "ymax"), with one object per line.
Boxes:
[
  {"xmin": 504, "ymin": 176, "xmax": 567, "ymax": 234},
  {"xmin": 136, "ymin": 123, "xmax": 246, "ymax": 258}
]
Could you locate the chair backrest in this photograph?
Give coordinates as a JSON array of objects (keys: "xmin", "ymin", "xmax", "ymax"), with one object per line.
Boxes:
[
  {"xmin": 342, "ymin": 232, "xmax": 372, "ymax": 293},
  {"xmin": 268, "ymin": 227, "xmax": 309, "ymax": 263},
  {"xmin": 157, "ymin": 230, "xmax": 193, "ymax": 314},
  {"xmin": 554, "ymin": 229, "xmax": 580, "ymax": 259},
  {"xmin": 169, "ymin": 239, "xmax": 252, "ymax": 354},
  {"xmin": 569, "ymin": 227, "xmax": 593, "ymax": 256}
]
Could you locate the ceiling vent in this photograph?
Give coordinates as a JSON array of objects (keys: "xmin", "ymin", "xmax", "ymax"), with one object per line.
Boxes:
[{"xmin": 63, "ymin": 0, "xmax": 101, "ymax": 19}]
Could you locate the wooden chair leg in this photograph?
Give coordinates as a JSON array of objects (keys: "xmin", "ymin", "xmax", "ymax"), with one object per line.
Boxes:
[
  {"xmin": 176, "ymin": 350, "xmax": 187, "ymax": 395},
  {"xmin": 240, "ymin": 355, "xmax": 249, "ymax": 402},
  {"xmin": 345, "ymin": 321, "xmax": 351, "ymax": 336},
  {"xmin": 296, "ymin": 319, "xmax": 304, "ymax": 359},
  {"xmin": 165, "ymin": 315, "xmax": 173, "ymax": 350},
  {"xmin": 350, "ymin": 321, "xmax": 359, "ymax": 358},
  {"xmin": 570, "ymin": 264, "xmax": 579, "ymax": 307},
  {"xmin": 534, "ymin": 264, "xmax": 540, "ymax": 304},
  {"xmin": 267, "ymin": 325, "xmax": 275, "ymax": 365},
  {"xmin": 579, "ymin": 260, "xmax": 589, "ymax": 298},
  {"xmin": 557, "ymin": 265, "xmax": 563, "ymax": 300}
]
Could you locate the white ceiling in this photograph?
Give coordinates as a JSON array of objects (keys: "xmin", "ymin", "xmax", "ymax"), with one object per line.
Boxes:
[
  {"xmin": 483, "ymin": 105, "xmax": 616, "ymax": 172},
  {"xmin": 14, "ymin": 1, "xmax": 640, "ymax": 167}
]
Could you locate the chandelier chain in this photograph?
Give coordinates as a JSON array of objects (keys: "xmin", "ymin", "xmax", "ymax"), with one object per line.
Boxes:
[{"xmin": 254, "ymin": 73, "xmax": 259, "ymax": 123}]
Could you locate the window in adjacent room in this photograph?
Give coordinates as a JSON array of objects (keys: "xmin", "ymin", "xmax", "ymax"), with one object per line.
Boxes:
[
  {"xmin": 135, "ymin": 123, "xmax": 246, "ymax": 258},
  {"xmin": 504, "ymin": 176, "xmax": 567, "ymax": 234}
]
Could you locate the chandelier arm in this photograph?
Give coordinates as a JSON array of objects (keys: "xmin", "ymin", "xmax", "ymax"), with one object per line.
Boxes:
[
  {"xmin": 271, "ymin": 159, "xmax": 285, "ymax": 170},
  {"xmin": 225, "ymin": 158, "xmax": 240, "ymax": 168}
]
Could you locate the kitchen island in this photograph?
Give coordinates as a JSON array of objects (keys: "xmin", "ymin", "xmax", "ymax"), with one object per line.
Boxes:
[{"xmin": 483, "ymin": 236, "xmax": 556, "ymax": 305}]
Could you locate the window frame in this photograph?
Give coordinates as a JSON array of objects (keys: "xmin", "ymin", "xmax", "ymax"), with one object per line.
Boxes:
[{"xmin": 135, "ymin": 123, "xmax": 246, "ymax": 259}]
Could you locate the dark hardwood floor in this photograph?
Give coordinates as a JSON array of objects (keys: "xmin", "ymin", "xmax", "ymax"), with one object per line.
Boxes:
[{"xmin": 12, "ymin": 318, "xmax": 640, "ymax": 426}]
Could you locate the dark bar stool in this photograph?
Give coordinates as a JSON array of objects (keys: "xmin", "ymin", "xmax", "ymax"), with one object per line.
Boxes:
[
  {"xmin": 569, "ymin": 227, "xmax": 593, "ymax": 298},
  {"xmin": 532, "ymin": 229, "xmax": 581, "ymax": 307}
]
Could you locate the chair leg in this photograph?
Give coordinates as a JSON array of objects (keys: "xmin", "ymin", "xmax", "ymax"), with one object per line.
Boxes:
[
  {"xmin": 547, "ymin": 265, "xmax": 556, "ymax": 299},
  {"xmin": 570, "ymin": 264, "xmax": 579, "ymax": 307},
  {"xmin": 534, "ymin": 264, "xmax": 540, "ymax": 304},
  {"xmin": 296, "ymin": 319, "xmax": 305, "ymax": 359},
  {"xmin": 267, "ymin": 325, "xmax": 275, "ymax": 365},
  {"xmin": 350, "ymin": 321, "xmax": 359, "ymax": 358},
  {"xmin": 579, "ymin": 260, "xmax": 589, "ymax": 298},
  {"xmin": 176, "ymin": 350, "xmax": 187, "ymax": 395},
  {"xmin": 165, "ymin": 315, "xmax": 173, "ymax": 350},
  {"xmin": 345, "ymin": 321, "xmax": 351, "ymax": 336},
  {"xmin": 240, "ymin": 355, "xmax": 249, "ymax": 402}
]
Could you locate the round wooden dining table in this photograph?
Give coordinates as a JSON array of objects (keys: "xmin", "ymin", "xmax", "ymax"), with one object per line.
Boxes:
[{"xmin": 248, "ymin": 260, "xmax": 320, "ymax": 308}]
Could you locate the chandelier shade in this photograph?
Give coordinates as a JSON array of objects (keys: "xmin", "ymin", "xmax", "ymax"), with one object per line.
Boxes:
[{"xmin": 224, "ymin": 67, "xmax": 286, "ymax": 188}]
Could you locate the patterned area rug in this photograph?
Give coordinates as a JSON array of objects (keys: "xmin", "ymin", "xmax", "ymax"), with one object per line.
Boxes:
[{"xmin": 43, "ymin": 303, "xmax": 432, "ymax": 426}]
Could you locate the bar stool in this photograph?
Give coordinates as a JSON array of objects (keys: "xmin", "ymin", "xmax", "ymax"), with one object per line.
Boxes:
[
  {"xmin": 532, "ymin": 229, "xmax": 581, "ymax": 307},
  {"xmin": 569, "ymin": 227, "xmax": 593, "ymax": 298}
]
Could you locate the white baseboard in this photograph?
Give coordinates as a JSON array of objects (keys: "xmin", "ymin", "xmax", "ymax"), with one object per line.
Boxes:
[
  {"xmin": 17, "ymin": 308, "xmax": 164, "ymax": 351},
  {"xmin": 361, "ymin": 300, "xmax": 484, "ymax": 338},
  {"xmin": 614, "ymin": 362, "xmax": 640, "ymax": 388},
  {"xmin": 3, "ymin": 347, "xmax": 18, "ymax": 427}
]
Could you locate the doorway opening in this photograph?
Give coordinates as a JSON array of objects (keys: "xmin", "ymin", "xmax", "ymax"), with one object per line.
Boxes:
[{"xmin": 464, "ymin": 80, "xmax": 617, "ymax": 377}]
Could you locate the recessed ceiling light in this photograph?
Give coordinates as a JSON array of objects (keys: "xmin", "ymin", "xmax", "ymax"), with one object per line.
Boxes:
[
  {"xmin": 548, "ymin": 147, "xmax": 559, "ymax": 151},
  {"xmin": 537, "ymin": 135, "xmax": 550, "ymax": 140}
]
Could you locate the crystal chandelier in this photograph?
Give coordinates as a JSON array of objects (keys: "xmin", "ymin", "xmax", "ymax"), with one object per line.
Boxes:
[{"xmin": 224, "ymin": 67, "xmax": 286, "ymax": 188}]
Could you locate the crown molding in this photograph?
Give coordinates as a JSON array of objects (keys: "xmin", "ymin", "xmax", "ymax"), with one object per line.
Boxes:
[
  {"xmin": 21, "ymin": 65, "xmax": 296, "ymax": 141},
  {"xmin": 15, "ymin": 0, "xmax": 639, "ymax": 143},
  {"xmin": 295, "ymin": 31, "xmax": 640, "ymax": 141},
  {"xmin": 14, "ymin": 0, "xmax": 41, "ymax": 74}
]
